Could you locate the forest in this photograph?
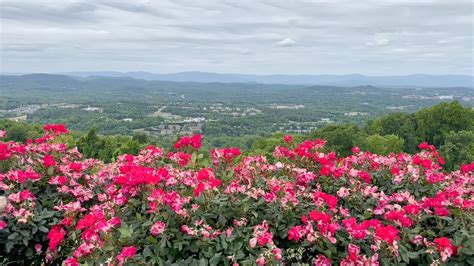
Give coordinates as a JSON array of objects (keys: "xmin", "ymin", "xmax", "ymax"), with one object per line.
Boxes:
[
  {"xmin": 1, "ymin": 74, "xmax": 473, "ymax": 138},
  {"xmin": 1, "ymin": 101, "xmax": 473, "ymax": 170}
]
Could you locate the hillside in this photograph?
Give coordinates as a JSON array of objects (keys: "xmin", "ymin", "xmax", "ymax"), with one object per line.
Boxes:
[{"xmin": 56, "ymin": 72, "xmax": 474, "ymax": 88}]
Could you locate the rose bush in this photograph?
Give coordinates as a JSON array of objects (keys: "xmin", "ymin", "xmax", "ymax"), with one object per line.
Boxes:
[{"xmin": 0, "ymin": 126, "xmax": 473, "ymax": 265}]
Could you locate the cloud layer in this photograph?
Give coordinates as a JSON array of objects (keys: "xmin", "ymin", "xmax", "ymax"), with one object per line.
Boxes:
[{"xmin": 1, "ymin": 0, "xmax": 472, "ymax": 75}]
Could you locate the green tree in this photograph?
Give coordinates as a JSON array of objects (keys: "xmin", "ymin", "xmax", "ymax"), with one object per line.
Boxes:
[
  {"xmin": 415, "ymin": 101, "xmax": 474, "ymax": 147},
  {"xmin": 365, "ymin": 112, "xmax": 419, "ymax": 153},
  {"xmin": 362, "ymin": 134, "xmax": 404, "ymax": 155},
  {"xmin": 250, "ymin": 133, "xmax": 285, "ymax": 156},
  {"xmin": 6, "ymin": 124, "xmax": 30, "ymax": 142},
  {"xmin": 132, "ymin": 132, "xmax": 149, "ymax": 144},
  {"xmin": 310, "ymin": 124, "xmax": 366, "ymax": 157},
  {"xmin": 0, "ymin": 120, "xmax": 42, "ymax": 142},
  {"xmin": 77, "ymin": 127, "xmax": 107, "ymax": 159},
  {"xmin": 440, "ymin": 130, "xmax": 474, "ymax": 170},
  {"xmin": 113, "ymin": 140, "xmax": 142, "ymax": 157}
]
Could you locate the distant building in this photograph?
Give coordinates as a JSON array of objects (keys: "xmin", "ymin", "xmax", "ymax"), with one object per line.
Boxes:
[
  {"xmin": 436, "ymin": 95, "xmax": 454, "ymax": 100},
  {"xmin": 82, "ymin": 106, "xmax": 103, "ymax": 113},
  {"xmin": 344, "ymin": 112, "xmax": 368, "ymax": 116},
  {"xmin": 8, "ymin": 115, "xmax": 27, "ymax": 121}
]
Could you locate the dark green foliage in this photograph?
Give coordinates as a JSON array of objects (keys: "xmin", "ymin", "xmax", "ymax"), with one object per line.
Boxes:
[
  {"xmin": 361, "ymin": 134, "xmax": 404, "ymax": 155},
  {"xmin": 310, "ymin": 125, "xmax": 366, "ymax": 157},
  {"xmin": 76, "ymin": 128, "xmax": 148, "ymax": 162},
  {"xmin": 0, "ymin": 120, "xmax": 43, "ymax": 142},
  {"xmin": 415, "ymin": 101, "xmax": 474, "ymax": 147},
  {"xmin": 77, "ymin": 127, "xmax": 104, "ymax": 159},
  {"xmin": 440, "ymin": 130, "xmax": 474, "ymax": 170},
  {"xmin": 365, "ymin": 112, "xmax": 419, "ymax": 153}
]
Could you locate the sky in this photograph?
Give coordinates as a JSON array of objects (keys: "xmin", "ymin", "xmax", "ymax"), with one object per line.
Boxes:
[{"xmin": 0, "ymin": 0, "xmax": 473, "ymax": 75}]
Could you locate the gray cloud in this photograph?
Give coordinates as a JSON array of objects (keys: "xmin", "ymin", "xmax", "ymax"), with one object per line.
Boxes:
[{"xmin": 0, "ymin": 0, "xmax": 472, "ymax": 75}]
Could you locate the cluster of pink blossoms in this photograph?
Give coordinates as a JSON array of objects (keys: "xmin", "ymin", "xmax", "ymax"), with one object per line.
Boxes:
[
  {"xmin": 0, "ymin": 126, "xmax": 472, "ymax": 265},
  {"xmin": 249, "ymin": 221, "xmax": 282, "ymax": 265},
  {"xmin": 210, "ymin": 147, "xmax": 241, "ymax": 166},
  {"xmin": 173, "ymin": 134, "xmax": 202, "ymax": 150}
]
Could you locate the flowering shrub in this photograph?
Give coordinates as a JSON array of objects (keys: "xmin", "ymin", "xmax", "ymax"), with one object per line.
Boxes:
[{"xmin": 0, "ymin": 126, "xmax": 473, "ymax": 265}]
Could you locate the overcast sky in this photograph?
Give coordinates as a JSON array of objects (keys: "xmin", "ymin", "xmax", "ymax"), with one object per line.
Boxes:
[{"xmin": 1, "ymin": 0, "xmax": 473, "ymax": 75}]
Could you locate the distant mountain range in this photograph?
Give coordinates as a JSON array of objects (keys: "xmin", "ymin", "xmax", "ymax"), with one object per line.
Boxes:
[{"xmin": 3, "ymin": 71, "xmax": 473, "ymax": 88}]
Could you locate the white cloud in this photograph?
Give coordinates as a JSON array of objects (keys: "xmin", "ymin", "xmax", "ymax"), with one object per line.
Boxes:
[
  {"xmin": 391, "ymin": 48, "xmax": 410, "ymax": 53},
  {"xmin": 366, "ymin": 38, "xmax": 389, "ymax": 47},
  {"xmin": 238, "ymin": 48, "xmax": 252, "ymax": 55},
  {"xmin": 275, "ymin": 38, "xmax": 297, "ymax": 47},
  {"xmin": 0, "ymin": 0, "xmax": 472, "ymax": 75}
]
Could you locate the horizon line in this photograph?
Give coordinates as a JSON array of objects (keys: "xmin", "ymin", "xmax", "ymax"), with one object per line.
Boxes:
[{"xmin": 1, "ymin": 71, "xmax": 473, "ymax": 77}]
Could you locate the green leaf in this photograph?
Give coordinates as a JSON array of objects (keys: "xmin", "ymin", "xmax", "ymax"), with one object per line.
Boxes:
[
  {"xmin": 119, "ymin": 224, "xmax": 132, "ymax": 242},
  {"xmin": 5, "ymin": 241, "xmax": 14, "ymax": 252},
  {"xmin": 407, "ymin": 251, "xmax": 420, "ymax": 259},
  {"xmin": 142, "ymin": 220, "xmax": 153, "ymax": 227},
  {"xmin": 221, "ymin": 238, "xmax": 228, "ymax": 250},
  {"xmin": 209, "ymin": 252, "xmax": 222, "ymax": 265},
  {"xmin": 233, "ymin": 241, "xmax": 243, "ymax": 251},
  {"xmin": 136, "ymin": 212, "xmax": 142, "ymax": 220},
  {"xmin": 218, "ymin": 214, "xmax": 226, "ymax": 225},
  {"xmin": 103, "ymin": 243, "xmax": 114, "ymax": 251},
  {"xmin": 143, "ymin": 246, "xmax": 153, "ymax": 258},
  {"xmin": 8, "ymin": 232, "xmax": 19, "ymax": 240},
  {"xmin": 400, "ymin": 251, "xmax": 409, "ymax": 263},
  {"xmin": 147, "ymin": 236, "xmax": 158, "ymax": 244},
  {"xmin": 198, "ymin": 258, "xmax": 208, "ymax": 266},
  {"xmin": 160, "ymin": 238, "xmax": 167, "ymax": 248}
]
